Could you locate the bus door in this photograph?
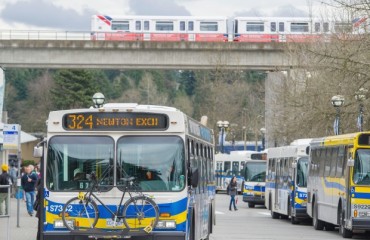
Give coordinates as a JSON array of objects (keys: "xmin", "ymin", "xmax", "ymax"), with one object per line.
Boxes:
[
  {"xmin": 345, "ymin": 147, "xmax": 352, "ymax": 224},
  {"xmin": 275, "ymin": 158, "xmax": 281, "ymax": 210},
  {"xmin": 216, "ymin": 161, "xmax": 222, "ymax": 189},
  {"xmin": 224, "ymin": 161, "xmax": 231, "ymax": 189}
]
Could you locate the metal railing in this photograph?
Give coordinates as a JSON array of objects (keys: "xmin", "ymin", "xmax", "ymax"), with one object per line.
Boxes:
[{"xmin": 0, "ymin": 30, "xmax": 92, "ymax": 40}]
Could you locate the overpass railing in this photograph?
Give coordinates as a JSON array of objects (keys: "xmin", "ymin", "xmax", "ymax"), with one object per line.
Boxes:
[{"xmin": 0, "ymin": 30, "xmax": 92, "ymax": 40}]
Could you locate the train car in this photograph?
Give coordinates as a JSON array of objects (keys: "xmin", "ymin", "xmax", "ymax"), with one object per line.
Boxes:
[
  {"xmin": 233, "ymin": 17, "xmax": 334, "ymax": 42},
  {"xmin": 91, "ymin": 15, "xmax": 228, "ymax": 42}
]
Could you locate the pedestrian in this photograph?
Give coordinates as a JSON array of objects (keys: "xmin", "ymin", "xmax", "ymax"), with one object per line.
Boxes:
[
  {"xmin": 9, "ymin": 164, "xmax": 18, "ymax": 198},
  {"xmin": 21, "ymin": 165, "xmax": 38, "ymax": 216},
  {"xmin": 0, "ymin": 164, "xmax": 11, "ymax": 215},
  {"xmin": 227, "ymin": 176, "xmax": 238, "ymax": 211}
]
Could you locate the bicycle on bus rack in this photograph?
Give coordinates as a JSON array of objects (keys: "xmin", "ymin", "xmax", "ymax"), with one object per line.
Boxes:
[{"xmin": 61, "ymin": 172, "xmax": 159, "ymax": 234}]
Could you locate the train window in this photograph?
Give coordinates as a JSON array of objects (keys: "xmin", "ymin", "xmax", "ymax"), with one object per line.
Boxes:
[
  {"xmin": 144, "ymin": 21, "xmax": 149, "ymax": 31},
  {"xmin": 279, "ymin": 22, "xmax": 284, "ymax": 32},
  {"xmin": 271, "ymin": 22, "xmax": 276, "ymax": 32},
  {"xmin": 135, "ymin": 21, "xmax": 141, "ymax": 31},
  {"xmin": 314, "ymin": 22, "xmax": 320, "ymax": 32},
  {"xmin": 112, "ymin": 21, "xmax": 130, "ymax": 31},
  {"xmin": 334, "ymin": 22, "xmax": 352, "ymax": 33},
  {"xmin": 323, "ymin": 22, "xmax": 329, "ymax": 32},
  {"xmin": 290, "ymin": 22, "xmax": 309, "ymax": 32},
  {"xmin": 156, "ymin": 21, "xmax": 174, "ymax": 31},
  {"xmin": 246, "ymin": 22, "xmax": 264, "ymax": 32},
  {"xmin": 180, "ymin": 21, "xmax": 185, "ymax": 31},
  {"xmin": 188, "ymin": 21, "xmax": 194, "ymax": 31},
  {"xmin": 200, "ymin": 22, "xmax": 218, "ymax": 31}
]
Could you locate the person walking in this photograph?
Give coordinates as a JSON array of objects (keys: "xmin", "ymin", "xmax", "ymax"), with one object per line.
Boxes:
[
  {"xmin": 9, "ymin": 164, "xmax": 17, "ymax": 198},
  {"xmin": 228, "ymin": 176, "xmax": 238, "ymax": 211},
  {"xmin": 21, "ymin": 165, "xmax": 38, "ymax": 216},
  {"xmin": 0, "ymin": 164, "xmax": 11, "ymax": 215}
]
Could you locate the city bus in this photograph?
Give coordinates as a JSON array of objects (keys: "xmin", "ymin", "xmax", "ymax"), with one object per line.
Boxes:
[
  {"xmin": 215, "ymin": 150, "xmax": 258, "ymax": 193},
  {"xmin": 33, "ymin": 100, "xmax": 215, "ymax": 240},
  {"xmin": 241, "ymin": 159, "xmax": 266, "ymax": 208},
  {"xmin": 307, "ymin": 132, "xmax": 370, "ymax": 238},
  {"xmin": 265, "ymin": 139, "xmax": 311, "ymax": 224}
]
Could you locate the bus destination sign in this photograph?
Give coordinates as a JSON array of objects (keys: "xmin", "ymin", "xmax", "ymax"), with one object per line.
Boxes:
[{"xmin": 63, "ymin": 112, "xmax": 168, "ymax": 131}]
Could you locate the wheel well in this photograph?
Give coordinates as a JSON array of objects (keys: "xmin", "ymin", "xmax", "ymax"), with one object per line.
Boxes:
[
  {"xmin": 312, "ymin": 194, "xmax": 316, "ymax": 216},
  {"xmin": 269, "ymin": 193, "xmax": 272, "ymax": 210},
  {"xmin": 337, "ymin": 199, "xmax": 342, "ymax": 225}
]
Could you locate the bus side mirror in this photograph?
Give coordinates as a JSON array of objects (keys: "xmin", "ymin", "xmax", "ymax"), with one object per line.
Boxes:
[
  {"xmin": 33, "ymin": 146, "xmax": 43, "ymax": 158},
  {"xmin": 190, "ymin": 167, "xmax": 199, "ymax": 188},
  {"xmin": 347, "ymin": 158, "xmax": 354, "ymax": 167}
]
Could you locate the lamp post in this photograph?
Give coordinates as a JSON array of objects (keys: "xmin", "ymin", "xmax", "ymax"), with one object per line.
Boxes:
[
  {"xmin": 355, "ymin": 88, "xmax": 367, "ymax": 132},
  {"xmin": 217, "ymin": 120, "xmax": 229, "ymax": 153},
  {"xmin": 260, "ymin": 127, "xmax": 266, "ymax": 150},
  {"xmin": 331, "ymin": 95, "xmax": 345, "ymax": 135},
  {"xmin": 92, "ymin": 92, "xmax": 105, "ymax": 108}
]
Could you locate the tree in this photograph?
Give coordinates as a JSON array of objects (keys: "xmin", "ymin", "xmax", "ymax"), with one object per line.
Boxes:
[{"xmin": 51, "ymin": 70, "xmax": 98, "ymax": 110}]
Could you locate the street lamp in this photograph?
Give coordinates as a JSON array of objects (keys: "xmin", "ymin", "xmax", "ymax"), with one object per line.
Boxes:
[
  {"xmin": 260, "ymin": 127, "xmax": 266, "ymax": 150},
  {"xmin": 92, "ymin": 92, "xmax": 105, "ymax": 108},
  {"xmin": 355, "ymin": 88, "xmax": 367, "ymax": 132},
  {"xmin": 331, "ymin": 95, "xmax": 345, "ymax": 135},
  {"xmin": 217, "ymin": 120, "xmax": 229, "ymax": 153}
]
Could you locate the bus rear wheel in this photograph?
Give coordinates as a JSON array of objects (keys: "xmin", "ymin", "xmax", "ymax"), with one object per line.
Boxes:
[{"xmin": 313, "ymin": 201, "xmax": 324, "ymax": 230}]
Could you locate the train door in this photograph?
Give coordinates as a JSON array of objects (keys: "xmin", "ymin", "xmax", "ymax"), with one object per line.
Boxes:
[
  {"xmin": 188, "ymin": 21, "xmax": 195, "ymax": 41},
  {"xmin": 143, "ymin": 20, "xmax": 150, "ymax": 41}
]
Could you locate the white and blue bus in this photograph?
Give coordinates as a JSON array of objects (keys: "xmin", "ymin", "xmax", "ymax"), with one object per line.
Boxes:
[
  {"xmin": 34, "ymin": 101, "xmax": 215, "ymax": 240},
  {"xmin": 215, "ymin": 151, "xmax": 259, "ymax": 193},
  {"xmin": 265, "ymin": 139, "xmax": 311, "ymax": 224}
]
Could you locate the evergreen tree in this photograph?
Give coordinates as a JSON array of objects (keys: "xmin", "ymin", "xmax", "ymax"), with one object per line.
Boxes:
[
  {"xmin": 179, "ymin": 70, "xmax": 196, "ymax": 96},
  {"xmin": 51, "ymin": 70, "xmax": 98, "ymax": 109}
]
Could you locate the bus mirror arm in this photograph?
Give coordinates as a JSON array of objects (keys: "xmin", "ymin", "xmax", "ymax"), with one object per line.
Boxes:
[
  {"xmin": 292, "ymin": 160, "xmax": 297, "ymax": 169},
  {"xmin": 347, "ymin": 158, "xmax": 354, "ymax": 167}
]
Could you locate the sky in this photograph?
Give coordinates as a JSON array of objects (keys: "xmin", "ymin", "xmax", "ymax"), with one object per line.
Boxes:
[{"xmin": 0, "ymin": 0, "xmax": 334, "ymax": 31}]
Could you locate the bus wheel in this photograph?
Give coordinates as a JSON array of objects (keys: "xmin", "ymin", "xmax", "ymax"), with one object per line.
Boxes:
[
  {"xmin": 248, "ymin": 203, "xmax": 255, "ymax": 208},
  {"xmin": 270, "ymin": 199, "xmax": 279, "ymax": 219},
  {"xmin": 339, "ymin": 210, "xmax": 353, "ymax": 238},
  {"xmin": 313, "ymin": 201, "xmax": 324, "ymax": 230}
]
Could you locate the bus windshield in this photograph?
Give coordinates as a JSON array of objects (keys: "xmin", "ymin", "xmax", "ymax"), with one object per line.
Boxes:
[
  {"xmin": 46, "ymin": 136, "xmax": 114, "ymax": 191},
  {"xmin": 117, "ymin": 136, "xmax": 185, "ymax": 192},
  {"xmin": 353, "ymin": 149, "xmax": 370, "ymax": 185},
  {"xmin": 244, "ymin": 162, "xmax": 266, "ymax": 182},
  {"xmin": 296, "ymin": 157, "xmax": 308, "ymax": 187}
]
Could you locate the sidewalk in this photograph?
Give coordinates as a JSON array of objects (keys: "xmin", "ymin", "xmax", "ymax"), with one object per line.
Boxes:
[{"xmin": 0, "ymin": 197, "xmax": 37, "ymax": 240}]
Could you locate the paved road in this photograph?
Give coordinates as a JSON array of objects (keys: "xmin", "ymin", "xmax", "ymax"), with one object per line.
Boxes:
[
  {"xmin": 211, "ymin": 193, "xmax": 370, "ymax": 240},
  {"xmin": 2, "ymin": 193, "xmax": 370, "ymax": 240}
]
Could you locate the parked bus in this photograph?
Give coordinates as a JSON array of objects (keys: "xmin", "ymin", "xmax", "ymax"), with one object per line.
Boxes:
[
  {"xmin": 33, "ymin": 99, "xmax": 215, "ymax": 240},
  {"xmin": 265, "ymin": 139, "xmax": 311, "ymax": 224},
  {"xmin": 215, "ymin": 150, "xmax": 258, "ymax": 193},
  {"xmin": 241, "ymin": 159, "xmax": 266, "ymax": 208},
  {"xmin": 307, "ymin": 132, "xmax": 370, "ymax": 238}
]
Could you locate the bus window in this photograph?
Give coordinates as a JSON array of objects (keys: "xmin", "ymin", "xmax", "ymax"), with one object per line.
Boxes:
[
  {"xmin": 330, "ymin": 148, "xmax": 338, "ymax": 177},
  {"xmin": 224, "ymin": 161, "xmax": 231, "ymax": 176},
  {"xmin": 297, "ymin": 157, "xmax": 308, "ymax": 187},
  {"xmin": 46, "ymin": 136, "xmax": 114, "ymax": 191},
  {"xmin": 232, "ymin": 161, "xmax": 240, "ymax": 176},
  {"xmin": 353, "ymin": 149, "xmax": 370, "ymax": 185},
  {"xmin": 244, "ymin": 162, "xmax": 266, "ymax": 182},
  {"xmin": 319, "ymin": 149, "xmax": 325, "ymax": 177},
  {"xmin": 324, "ymin": 149, "xmax": 331, "ymax": 177},
  {"xmin": 336, "ymin": 147, "xmax": 345, "ymax": 177}
]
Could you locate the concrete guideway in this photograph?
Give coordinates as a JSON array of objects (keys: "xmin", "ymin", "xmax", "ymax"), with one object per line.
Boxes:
[{"xmin": 0, "ymin": 40, "xmax": 293, "ymax": 70}]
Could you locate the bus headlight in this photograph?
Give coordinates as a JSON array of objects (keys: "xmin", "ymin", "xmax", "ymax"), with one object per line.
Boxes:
[{"xmin": 156, "ymin": 220, "xmax": 176, "ymax": 229}]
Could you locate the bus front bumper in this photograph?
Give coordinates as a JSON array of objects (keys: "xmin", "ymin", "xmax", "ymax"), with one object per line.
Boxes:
[
  {"xmin": 42, "ymin": 230, "xmax": 186, "ymax": 240},
  {"xmin": 242, "ymin": 195, "xmax": 265, "ymax": 204},
  {"xmin": 293, "ymin": 208, "xmax": 309, "ymax": 219},
  {"xmin": 352, "ymin": 218, "xmax": 370, "ymax": 230}
]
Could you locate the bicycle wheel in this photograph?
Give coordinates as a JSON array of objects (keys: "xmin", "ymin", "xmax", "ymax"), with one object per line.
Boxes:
[
  {"xmin": 122, "ymin": 196, "xmax": 159, "ymax": 232},
  {"xmin": 62, "ymin": 196, "xmax": 99, "ymax": 231}
]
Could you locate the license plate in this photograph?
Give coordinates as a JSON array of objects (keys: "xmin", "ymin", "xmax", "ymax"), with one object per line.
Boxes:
[{"xmin": 106, "ymin": 219, "xmax": 124, "ymax": 227}]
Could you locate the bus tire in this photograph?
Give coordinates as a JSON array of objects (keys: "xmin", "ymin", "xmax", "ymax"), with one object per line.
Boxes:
[
  {"xmin": 270, "ymin": 198, "xmax": 279, "ymax": 219},
  {"xmin": 187, "ymin": 211, "xmax": 195, "ymax": 240},
  {"xmin": 248, "ymin": 202, "xmax": 255, "ymax": 208},
  {"xmin": 339, "ymin": 210, "xmax": 353, "ymax": 238},
  {"xmin": 288, "ymin": 200, "xmax": 299, "ymax": 224},
  {"xmin": 313, "ymin": 200, "xmax": 324, "ymax": 230}
]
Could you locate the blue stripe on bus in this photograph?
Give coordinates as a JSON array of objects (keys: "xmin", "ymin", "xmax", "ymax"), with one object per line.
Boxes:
[
  {"xmin": 323, "ymin": 178, "xmax": 346, "ymax": 192},
  {"xmin": 352, "ymin": 192, "xmax": 370, "ymax": 199}
]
